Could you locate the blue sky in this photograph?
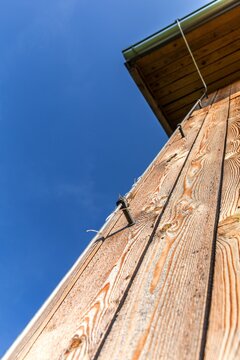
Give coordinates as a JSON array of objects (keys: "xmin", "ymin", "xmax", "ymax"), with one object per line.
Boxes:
[{"xmin": 0, "ymin": 0, "xmax": 210, "ymax": 355}]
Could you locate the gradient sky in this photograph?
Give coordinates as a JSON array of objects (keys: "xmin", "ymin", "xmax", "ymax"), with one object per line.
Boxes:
[{"xmin": 0, "ymin": 0, "xmax": 210, "ymax": 356}]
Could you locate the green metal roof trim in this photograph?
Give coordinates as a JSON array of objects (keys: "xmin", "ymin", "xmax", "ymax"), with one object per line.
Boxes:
[{"xmin": 123, "ymin": 0, "xmax": 240, "ymax": 62}]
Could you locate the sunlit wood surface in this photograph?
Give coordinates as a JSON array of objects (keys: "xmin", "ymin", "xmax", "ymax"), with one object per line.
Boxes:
[
  {"xmin": 4, "ymin": 81, "xmax": 240, "ymax": 360},
  {"xmin": 205, "ymin": 82, "xmax": 240, "ymax": 360}
]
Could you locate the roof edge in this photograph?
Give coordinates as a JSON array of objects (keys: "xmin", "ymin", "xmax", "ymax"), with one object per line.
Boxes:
[{"xmin": 123, "ymin": 0, "xmax": 239, "ymax": 63}]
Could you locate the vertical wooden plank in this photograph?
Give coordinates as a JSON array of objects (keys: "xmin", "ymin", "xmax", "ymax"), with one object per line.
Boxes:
[
  {"xmin": 4, "ymin": 98, "xmax": 214, "ymax": 360},
  {"xmin": 96, "ymin": 86, "xmax": 230, "ymax": 360},
  {"xmin": 205, "ymin": 81, "xmax": 240, "ymax": 360},
  {"xmin": 35, "ymin": 112, "xmax": 211, "ymax": 360}
]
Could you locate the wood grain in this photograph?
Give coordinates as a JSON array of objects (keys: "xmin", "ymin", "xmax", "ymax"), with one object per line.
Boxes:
[
  {"xmin": 158, "ymin": 60, "xmax": 240, "ymax": 109},
  {"xmin": 136, "ymin": 6, "xmax": 240, "ymax": 73},
  {"xmin": 96, "ymin": 86, "xmax": 230, "ymax": 360},
  {"xmin": 4, "ymin": 97, "xmax": 214, "ymax": 360},
  {"xmin": 154, "ymin": 49, "xmax": 240, "ymax": 104},
  {"xmin": 165, "ymin": 70, "xmax": 240, "ymax": 116},
  {"xmin": 168, "ymin": 73, "xmax": 240, "ymax": 125},
  {"xmin": 57, "ymin": 105, "xmax": 214, "ymax": 360},
  {"xmin": 205, "ymin": 81, "xmax": 240, "ymax": 360},
  {"xmin": 128, "ymin": 65, "xmax": 172, "ymax": 135},
  {"xmin": 147, "ymin": 27, "xmax": 240, "ymax": 89}
]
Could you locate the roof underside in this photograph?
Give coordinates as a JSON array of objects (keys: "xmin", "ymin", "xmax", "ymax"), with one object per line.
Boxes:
[{"xmin": 124, "ymin": 1, "xmax": 240, "ymax": 135}]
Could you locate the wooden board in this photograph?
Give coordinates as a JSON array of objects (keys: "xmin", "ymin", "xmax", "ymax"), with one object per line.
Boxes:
[
  {"xmin": 157, "ymin": 58, "xmax": 240, "ymax": 106},
  {"xmin": 95, "ymin": 86, "xmax": 230, "ymax": 360},
  {"xmin": 205, "ymin": 81, "xmax": 240, "ymax": 359},
  {"xmin": 152, "ymin": 39, "xmax": 240, "ymax": 99},
  {"xmin": 136, "ymin": 6, "xmax": 240, "ymax": 74},
  {"xmin": 147, "ymin": 27, "xmax": 240, "ymax": 88},
  {"xmin": 4, "ymin": 96, "xmax": 215, "ymax": 360},
  {"xmin": 49, "ymin": 105, "xmax": 215, "ymax": 360},
  {"xmin": 165, "ymin": 70, "xmax": 240, "ymax": 116},
  {"xmin": 5, "ymin": 81, "xmax": 240, "ymax": 359}
]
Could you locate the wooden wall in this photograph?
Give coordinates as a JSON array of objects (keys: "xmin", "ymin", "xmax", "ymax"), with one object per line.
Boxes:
[{"xmin": 4, "ymin": 80, "xmax": 240, "ymax": 360}]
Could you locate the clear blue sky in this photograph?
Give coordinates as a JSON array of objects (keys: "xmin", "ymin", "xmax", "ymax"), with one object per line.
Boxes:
[{"xmin": 0, "ymin": 0, "xmax": 210, "ymax": 356}]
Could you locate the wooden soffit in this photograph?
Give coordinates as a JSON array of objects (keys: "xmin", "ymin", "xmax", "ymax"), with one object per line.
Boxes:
[{"xmin": 125, "ymin": 4, "xmax": 240, "ymax": 135}]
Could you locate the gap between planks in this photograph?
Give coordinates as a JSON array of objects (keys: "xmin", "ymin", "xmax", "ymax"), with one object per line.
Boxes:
[
  {"xmin": 205, "ymin": 80, "xmax": 240, "ymax": 360},
  {"xmin": 4, "ymin": 95, "xmax": 215, "ymax": 360},
  {"xmin": 54, "ymin": 96, "xmax": 217, "ymax": 360},
  {"xmin": 95, "ymin": 85, "xmax": 231, "ymax": 360}
]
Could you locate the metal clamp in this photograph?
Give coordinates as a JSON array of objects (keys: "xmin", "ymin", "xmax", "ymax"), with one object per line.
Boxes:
[
  {"xmin": 116, "ymin": 196, "xmax": 135, "ymax": 226},
  {"xmin": 177, "ymin": 123, "xmax": 185, "ymax": 138}
]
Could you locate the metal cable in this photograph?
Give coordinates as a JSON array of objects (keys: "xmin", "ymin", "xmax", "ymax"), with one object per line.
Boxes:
[
  {"xmin": 177, "ymin": 19, "xmax": 207, "ymax": 93},
  {"xmin": 176, "ymin": 19, "xmax": 208, "ymax": 123}
]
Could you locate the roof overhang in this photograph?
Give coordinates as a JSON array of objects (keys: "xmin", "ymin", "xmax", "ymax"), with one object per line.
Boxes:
[{"xmin": 123, "ymin": 0, "xmax": 240, "ymax": 135}]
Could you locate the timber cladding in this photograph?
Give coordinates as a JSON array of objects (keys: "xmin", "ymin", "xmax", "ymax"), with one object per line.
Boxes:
[{"xmin": 4, "ymin": 80, "xmax": 240, "ymax": 359}]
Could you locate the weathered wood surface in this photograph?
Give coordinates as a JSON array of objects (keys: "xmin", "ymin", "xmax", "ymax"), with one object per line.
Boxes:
[
  {"xmin": 205, "ymin": 81, "xmax": 240, "ymax": 360},
  {"xmin": 4, "ymin": 95, "xmax": 214, "ymax": 360},
  {"xmin": 27, "ymin": 109, "xmax": 214, "ymax": 360},
  {"xmin": 96, "ymin": 86, "xmax": 230, "ymax": 360},
  {"xmin": 5, "ymin": 81, "xmax": 240, "ymax": 360}
]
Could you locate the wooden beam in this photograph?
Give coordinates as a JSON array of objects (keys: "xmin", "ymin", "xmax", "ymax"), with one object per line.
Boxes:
[{"xmin": 127, "ymin": 65, "xmax": 173, "ymax": 135}]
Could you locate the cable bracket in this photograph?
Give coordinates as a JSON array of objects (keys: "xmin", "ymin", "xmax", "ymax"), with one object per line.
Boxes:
[{"xmin": 116, "ymin": 195, "xmax": 135, "ymax": 226}]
